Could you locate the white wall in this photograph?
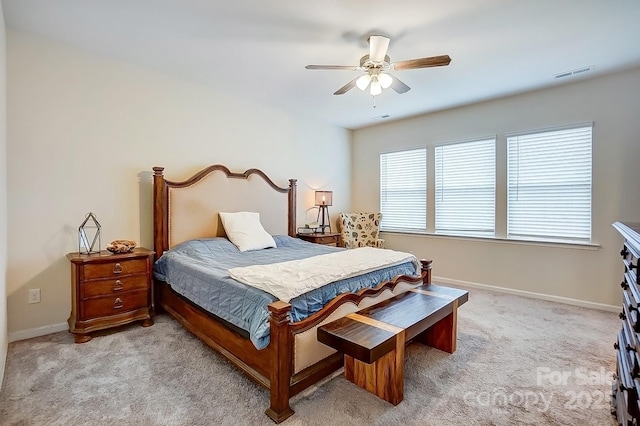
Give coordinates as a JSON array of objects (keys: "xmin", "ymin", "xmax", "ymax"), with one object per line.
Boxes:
[
  {"xmin": 0, "ymin": 4, "xmax": 8, "ymax": 385},
  {"xmin": 6, "ymin": 30, "xmax": 351, "ymax": 338},
  {"xmin": 352, "ymin": 67, "xmax": 640, "ymax": 308}
]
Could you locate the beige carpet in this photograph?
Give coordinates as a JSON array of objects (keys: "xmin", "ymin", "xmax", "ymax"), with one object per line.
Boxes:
[{"xmin": 0, "ymin": 286, "xmax": 619, "ymax": 425}]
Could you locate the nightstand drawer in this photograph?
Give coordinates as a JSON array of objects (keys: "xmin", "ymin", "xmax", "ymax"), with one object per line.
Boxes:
[
  {"xmin": 297, "ymin": 232, "xmax": 340, "ymax": 246},
  {"xmin": 82, "ymin": 258, "xmax": 148, "ymax": 280},
  {"xmin": 312, "ymin": 235, "xmax": 339, "ymax": 245},
  {"xmin": 82, "ymin": 290, "xmax": 148, "ymax": 319},
  {"xmin": 82, "ymin": 275, "xmax": 149, "ymax": 298}
]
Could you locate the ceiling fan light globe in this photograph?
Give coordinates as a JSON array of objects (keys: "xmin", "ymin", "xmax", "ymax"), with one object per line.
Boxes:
[
  {"xmin": 379, "ymin": 73, "xmax": 393, "ymax": 89},
  {"xmin": 356, "ymin": 74, "xmax": 371, "ymax": 90},
  {"xmin": 370, "ymin": 81, "xmax": 382, "ymax": 96}
]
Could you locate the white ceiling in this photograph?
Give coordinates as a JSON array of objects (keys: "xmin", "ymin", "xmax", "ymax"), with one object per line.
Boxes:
[{"xmin": 3, "ymin": 0, "xmax": 640, "ymax": 129}]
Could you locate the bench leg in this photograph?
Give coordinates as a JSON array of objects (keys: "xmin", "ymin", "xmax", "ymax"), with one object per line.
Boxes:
[
  {"xmin": 344, "ymin": 330, "xmax": 405, "ymax": 405},
  {"xmin": 416, "ymin": 299, "xmax": 458, "ymax": 353}
]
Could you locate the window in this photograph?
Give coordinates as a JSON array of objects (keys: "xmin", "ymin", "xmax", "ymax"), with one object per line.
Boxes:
[
  {"xmin": 507, "ymin": 125, "xmax": 592, "ymax": 242},
  {"xmin": 380, "ymin": 148, "xmax": 427, "ymax": 232},
  {"xmin": 435, "ymin": 139, "xmax": 496, "ymax": 237}
]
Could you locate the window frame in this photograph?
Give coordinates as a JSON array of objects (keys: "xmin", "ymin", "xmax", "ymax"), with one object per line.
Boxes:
[
  {"xmin": 434, "ymin": 137, "xmax": 496, "ymax": 238},
  {"xmin": 506, "ymin": 123, "xmax": 593, "ymax": 244},
  {"xmin": 379, "ymin": 147, "xmax": 428, "ymax": 233},
  {"xmin": 376, "ymin": 122, "xmax": 595, "ymax": 247}
]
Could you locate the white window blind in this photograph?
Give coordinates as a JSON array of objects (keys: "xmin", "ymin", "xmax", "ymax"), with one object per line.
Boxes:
[
  {"xmin": 435, "ymin": 139, "xmax": 496, "ymax": 237},
  {"xmin": 507, "ymin": 125, "xmax": 592, "ymax": 242},
  {"xmin": 380, "ymin": 148, "xmax": 427, "ymax": 232}
]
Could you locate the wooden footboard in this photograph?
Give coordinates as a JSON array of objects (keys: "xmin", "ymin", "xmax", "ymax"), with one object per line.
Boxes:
[
  {"xmin": 266, "ymin": 259, "xmax": 431, "ymax": 422},
  {"xmin": 154, "ymin": 260, "xmax": 431, "ymax": 423}
]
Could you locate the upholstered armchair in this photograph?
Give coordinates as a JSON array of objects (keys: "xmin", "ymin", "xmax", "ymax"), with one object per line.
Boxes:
[{"xmin": 337, "ymin": 213, "xmax": 385, "ymax": 249}]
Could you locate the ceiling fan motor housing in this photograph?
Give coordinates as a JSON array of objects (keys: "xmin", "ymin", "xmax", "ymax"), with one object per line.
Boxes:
[{"xmin": 360, "ymin": 54, "xmax": 391, "ymax": 70}]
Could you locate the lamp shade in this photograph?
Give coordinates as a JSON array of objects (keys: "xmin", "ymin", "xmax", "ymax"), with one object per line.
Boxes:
[{"xmin": 314, "ymin": 191, "xmax": 333, "ymax": 206}]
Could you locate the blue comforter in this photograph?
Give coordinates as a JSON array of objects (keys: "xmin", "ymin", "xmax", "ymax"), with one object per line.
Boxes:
[{"xmin": 154, "ymin": 235, "xmax": 420, "ymax": 349}]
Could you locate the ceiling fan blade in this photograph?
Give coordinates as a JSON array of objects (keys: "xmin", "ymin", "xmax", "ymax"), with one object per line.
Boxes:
[
  {"xmin": 369, "ymin": 35, "xmax": 390, "ymax": 63},
  {"xmin": 333, "ymin": 77, "xmax": 359, "ymax": 95},
  {"xmin": 392, "ymin": 55, "xmax": 451, "ymax": 70},
  {"xmin": 305, "ymin": 65, "xmax": 359, "ymax": 70},
  {"xmin": 390, "ymin": 76, "xmax": 411, "ymax": 94}
]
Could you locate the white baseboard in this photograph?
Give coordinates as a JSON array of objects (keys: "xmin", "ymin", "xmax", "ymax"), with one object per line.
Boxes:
[
  {"xmin": 9, "ymin": 322, "xmax": 68, "ymax": 343},
  {"xmin": 433, "ymin": 275, "xmax": 619, "ymax": 313},
  {"xmin": 6, "ymin": 279, "xmax": 618, "ymax": 343}
]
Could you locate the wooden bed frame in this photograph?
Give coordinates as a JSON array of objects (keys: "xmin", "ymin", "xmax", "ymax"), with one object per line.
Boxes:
[{"xmin": 152, "ymin": 165, "xmax": 431, "ymax": 423}]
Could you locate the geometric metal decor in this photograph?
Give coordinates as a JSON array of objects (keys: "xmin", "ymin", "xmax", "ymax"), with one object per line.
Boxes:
[{"xmin": 78, "ymin": 212, "xmax": 101, "ymax": 254}]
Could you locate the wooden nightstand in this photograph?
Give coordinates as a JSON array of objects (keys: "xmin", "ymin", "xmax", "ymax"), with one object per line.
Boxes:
[
  {"xmin": 67, "ymin": 247, "xmax": 155, "ymax": 343},
  {"xmin": 297, "ymin": 232, "xmax": 341, "ymax": 247}
]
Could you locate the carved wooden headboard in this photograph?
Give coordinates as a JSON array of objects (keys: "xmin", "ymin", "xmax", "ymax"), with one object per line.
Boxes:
[{"xmin": 153, "ymin": 165, "xmax": 297, "ymax": 256}]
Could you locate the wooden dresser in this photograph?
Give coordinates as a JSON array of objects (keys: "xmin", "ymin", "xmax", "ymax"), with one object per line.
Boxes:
[
  {"xmin": 612, "ymin": 222, "xmax": 640, "ymax": 424},
  {"xmin": 67, "ymin": 247, "xmax": 154, "ymax": 343}
]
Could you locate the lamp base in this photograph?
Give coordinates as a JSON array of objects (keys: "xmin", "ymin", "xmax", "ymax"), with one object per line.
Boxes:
[{"xmin": 316, "ymin": 206, "xmax": 331, "ymax": 234}]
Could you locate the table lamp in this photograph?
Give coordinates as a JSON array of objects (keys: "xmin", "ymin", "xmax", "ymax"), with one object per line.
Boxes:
[{"xmin": 315, "ymin": 191, "xmax": 333, "ymax": 234}]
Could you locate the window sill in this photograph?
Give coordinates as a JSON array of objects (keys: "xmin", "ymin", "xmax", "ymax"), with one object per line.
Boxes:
[{"xmin": 379, "ymin": 230, "xmax": 601, "ymax": 251}]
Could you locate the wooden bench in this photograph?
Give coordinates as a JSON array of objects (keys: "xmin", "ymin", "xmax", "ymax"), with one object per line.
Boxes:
[{"xmin": 317, "ymin": 283, "xmax": 468, "ymax": 405}]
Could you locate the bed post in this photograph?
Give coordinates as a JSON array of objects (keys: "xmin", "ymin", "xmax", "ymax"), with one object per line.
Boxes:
[
  {"xmin": 153, "ymin": 167, "xmax": 168, "ymax": 312},
  {"xmin": 152, "ymin": 167, "xmax": 168, "ymax": 257},
  {"xmin": 265, "ymin": 301, "xmax": 294, "ymax": 423},
  {"xmin": 420, "ymin": 259, "xmax": 432, "ymax": 284},
  {"xmin": 288, "ymin": 179, "xmax": 297, "ymax": 237}
]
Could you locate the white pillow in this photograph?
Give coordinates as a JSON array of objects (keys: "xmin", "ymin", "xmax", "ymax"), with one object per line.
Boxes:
[{"xmin": 219, "ymin": 212, "xmax": 276, "ymax": 252}]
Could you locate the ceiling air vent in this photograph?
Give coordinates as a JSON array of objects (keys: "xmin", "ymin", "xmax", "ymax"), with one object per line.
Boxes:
[{"xmin": 554, "ymin": 66, "xmax": 594, "ymax": 80}]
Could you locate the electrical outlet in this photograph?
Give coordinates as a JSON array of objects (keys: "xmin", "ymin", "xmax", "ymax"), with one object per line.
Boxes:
[{"xmin": 28, "ymin": 288, "xmax": 41, "ymax": 304}]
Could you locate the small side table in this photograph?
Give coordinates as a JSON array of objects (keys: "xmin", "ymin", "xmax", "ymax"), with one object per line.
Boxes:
[
  {"xmin": 297, "ymin": 232, "xmax": 341, "ymax": 247},
  {"xmin": 67, "ymin": 247, "xmax": 154, "ymax": 343}
]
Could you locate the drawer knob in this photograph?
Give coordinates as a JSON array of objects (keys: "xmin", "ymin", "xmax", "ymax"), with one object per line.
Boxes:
[
  {"xmin": 621, "ymin": 248, "xmax": 629, "ymax": 257},
  {"xmin": 113, "ymin": 263, "xmax": 123, "ymax": 274},
  {"xmin": 620, "ymin": 312, "xmax": 627, "ymax": 320},
  {"xmin": 621, "ymin": 281, "xmax": 629, "ymax": 289},
  {"xmin": 113, "ymin": 298, "xmax": 123, "ymax": 309},
  {"xmin": 626, "ymin": 344, "xmax": 636, "ymax": 352},
  {"xmin": 630, "ymin": 262, "xmax": 637, "ymax": 270},
  {"xmin": 614, "ymin": 342, "xmax": 620, "ymax": 349},
  {"xmin": 113, "ymin": 280, "xmax": 123, "ymax": 291}
]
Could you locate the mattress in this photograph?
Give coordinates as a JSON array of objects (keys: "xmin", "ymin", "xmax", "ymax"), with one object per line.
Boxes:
[{"xmin": 153, "ymin": 235, "xmax": 420, "ymax": 349}]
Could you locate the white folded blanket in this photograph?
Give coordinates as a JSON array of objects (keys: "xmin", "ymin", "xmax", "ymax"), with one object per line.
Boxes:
[{"xmin": 228, "ymin": 247, "xmax": 420, "ymax": 302}]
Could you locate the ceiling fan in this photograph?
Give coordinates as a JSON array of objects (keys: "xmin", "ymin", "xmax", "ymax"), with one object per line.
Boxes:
[{"xmin": 305, "ymin": 35, "xmax": 451, "ymax": 96}]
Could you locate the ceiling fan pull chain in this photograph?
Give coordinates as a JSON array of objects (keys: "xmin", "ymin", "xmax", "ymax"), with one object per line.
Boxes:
[{"xmin": 372, "ymin": 96, "xmax": 377, "ymax": 108}]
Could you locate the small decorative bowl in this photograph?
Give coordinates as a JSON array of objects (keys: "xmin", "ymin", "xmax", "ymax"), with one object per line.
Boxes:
[{"xmin": 106, "ymin": 239, "xmax": 137, "ymax": 254}]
